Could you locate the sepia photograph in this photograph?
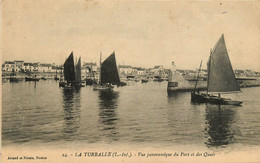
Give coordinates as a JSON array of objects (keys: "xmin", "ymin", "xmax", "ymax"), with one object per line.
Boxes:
[{"xmin": 1, "ymin": 1, "xmax": 260, "ymax": 162}]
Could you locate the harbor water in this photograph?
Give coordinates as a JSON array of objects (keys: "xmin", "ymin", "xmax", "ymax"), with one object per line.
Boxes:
[{"xmin": 2, "ymin": 80, "xmax": 260, "ymax": 152}]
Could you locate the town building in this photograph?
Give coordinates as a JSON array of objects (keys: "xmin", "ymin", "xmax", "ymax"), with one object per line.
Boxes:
[
  {"xmin": 24, "ymin": 63, "xmax": 34, "ymax": 72},
  {"xmin": 118, "ymin": 65, "xmax": 133, "ymax": 75},
  {"xmin": 14, "ymin": 60, "xmax": 24, "ymax": 72},
  {"xmin": 39, "ymin": 63, "xmax": 53, "ymax": 72},
  {"xmin": 136, "ymin": 67, "xmax": 146, "ymax": 76},
  {"xmin": 82, "ymin": 62, "xmax": 98, "ymax": 79},
  {"xmin": 2, "ymin": 61, "xmax": 15, "ymax": 72},
  {"xmin": 83, "ymin": 62, "xmax": 98, "ymax": 73},
  {"xmin": 152, "ymin": 65, "xmax": 167, "ymax": 78}
]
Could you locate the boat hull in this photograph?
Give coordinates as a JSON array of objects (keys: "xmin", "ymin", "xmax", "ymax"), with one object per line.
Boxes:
[
  {"xmin": 191, "ymin": 92, "xmax": 243, "ymax": 106},
  {"xmin": 141, "ymin": 79, "xmax": 148, "ymax": 83},
  {"xmin": 59, "ymin": 81, "xmax": 84, "ymax": 88},
  {"xmin": 93, "ymin": 84, "xmax": 113, "ymax": 90},
  {"xmin": 25, "ymin": 77, "xmax": 40, "ymax": 81},
  {"xmin": 9, "ymin": 77, "xmax": 20, "ymax": 82},
  {"xmin": 85, "ymin": 79, "xmax": 97, "ymax": 85}
]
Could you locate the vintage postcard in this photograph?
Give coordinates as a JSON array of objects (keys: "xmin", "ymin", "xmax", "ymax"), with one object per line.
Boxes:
[{"xmin": 1, "ymin": 0, "xmax": 260, "ymax": 162}]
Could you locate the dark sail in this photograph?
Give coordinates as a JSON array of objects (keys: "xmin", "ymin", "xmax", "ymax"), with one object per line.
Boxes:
[
  {"xmin": 64, "ymin": 52, "xmax": 75, "ymax": 82},
  {"xmin": 100, "ymin": 52, "xmax": 120, "ymax": 85},
  {"xmin": 75, "ymin": 57, "xmax": 81, "ymax": 83},
  {"xmin": 207, "ymin": 34, "xmax": 241, "ymax": 93}
]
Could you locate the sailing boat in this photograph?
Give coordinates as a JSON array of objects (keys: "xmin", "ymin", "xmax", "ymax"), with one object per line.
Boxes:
[
  {"xmin": 191, "ymin": 34, "xmax": 243, "ymax": 106},
  {"xmin": 93, "ymin": 52, "xmax": 121, "ymax": 90},
  {"xmin": 59, "ymin": 51, "xmax": 83, "ymax": 88},
  {"xmin": 75, "ymin": 56, "xmax": 84, "ymax": 87}
]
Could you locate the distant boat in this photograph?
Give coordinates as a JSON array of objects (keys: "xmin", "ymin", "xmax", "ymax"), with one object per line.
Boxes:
[
  {"xmin": 9, "ymin": 70, "xmax": 20, "ymax": 82},
  {"xmin": 135, "ymin": 78, "xmax": 140, "ymax": 82},
  {"xmin": 118, "ymin": 81, "xmax": 127, "ymax": 86},
  {"xmin": 141, "ymin": 79, "xmax": 148, "ymax": 83},
  {"xmin": 191, "ymin": 34, "xmax": 242, "ymax": 106},
  {"xmin": 93, "ymin": 52, "xmax": 121, "ymax": 90},
  {"xmin": 60, "ymin": 51, "xmax": 84, "ymax": 88},
  {"xmin": 41, "ymin": 76, "xmax": 47, "ymax": 80},
  {"xmin": 25, "ymin": 76, "xmax": 40, "ymax": 81},
  {"xmin": 153, "ymin": 76, "xmax": 164, "ymax": 82},
  {"xmin": 153, "ymin": 78, "xmax": 159, "ymax": 81},
  {"xmin": 126, "ymin": 75, "xmax": 135, "ymax": 81},
  {"xmin": 158, "ymin": 78, "xmax": 164, "ymax": 82},
  {"xmin": 127, "ymin": 75, "xmax": 135, "ymax": 79},
  {"xmin": 9, "ymin": 77, "xmax": 20, "ymax": 82},
  {"xmin": 85, "ymin": 78, "xmax": 97, "ymax": 85}
]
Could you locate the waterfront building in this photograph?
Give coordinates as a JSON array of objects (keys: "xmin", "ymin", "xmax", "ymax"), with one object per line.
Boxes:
[
  {"xmin": 39, "ymin": 63, "xmax": 53, "ymax": 72},
  {"xmin": 24, "ymin": 63, "xmax": 34, "ymax": 72},
  {"xmin": 118, "ymin": 65, "xmax": 133, "ymax": 75},
  {"xmin": 32, "ymin": 62, "xmax": 40, "ymax": 72},
  {"xmin": 152, "ymin": 65, "xmax": 167, "ymax": 78},
  {"xmin": 2, "ymin": 61, "xmax": 15, "ymax": 72},
  {"xmin": 14, "ymin": 60, "xmax": 24, "ymax": 72},
  {"xmin": 83, "ymin": 62, "xmax": 97, "ymax": 73},
  {"xmin": 82, "ymin": 62, "xmax": 98, "ymax": 79},
  {"xmin": 136, "ymin": 67, "xmax": 146, "ymax": 76}
]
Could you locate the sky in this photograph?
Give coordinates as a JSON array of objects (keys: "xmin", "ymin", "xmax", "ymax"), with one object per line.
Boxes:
[{"xmin": 2, "ymin": 1, "xmax": 260, "ymax": 70}]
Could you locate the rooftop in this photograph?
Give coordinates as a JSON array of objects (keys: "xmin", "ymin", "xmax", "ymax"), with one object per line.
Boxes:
[
  {"xmin": 5, "ymin": 61, "xmax": 14, "ymax": 64},
  {"xmin": 83, "ymin": 62, "xmax": 97, "ymax": 66},
  {"xmin": 119, "ymin": 65, "xmax": 132, "ymax": 68},
  {"xmin": 24, "ymin": 63, "xmax": 33, "ymax": 66},
  {"xmin": 40, "ymin": 64, "xmax": 52, "ymax": 67},
  {"xmin": 154, "ymin": 65, "xmax": 163, "ymax": 69}
]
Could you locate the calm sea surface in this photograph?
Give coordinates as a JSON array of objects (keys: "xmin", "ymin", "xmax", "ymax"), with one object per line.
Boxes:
[{"xmin": 2, "ymin": 80, "xmax": 260, "ymax": 151}]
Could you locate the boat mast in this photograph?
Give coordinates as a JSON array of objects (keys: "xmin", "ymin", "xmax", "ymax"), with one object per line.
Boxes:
[
  {"xmin": 194, "ymin": 60, "xmax": 203, "ymax": 91},
  {"xmin": 99, "ymin": 52, "xmax": 102, "ymax": 85},
  {"xmin": 207, "ymin": 49, "xmax": 212, "ymax": 95},
  {"xmin": 60, "ymin": 64, "xmax": 63, "ymax": 77}
]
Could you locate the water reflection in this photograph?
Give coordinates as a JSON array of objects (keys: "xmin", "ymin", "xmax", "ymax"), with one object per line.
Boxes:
[
  {"xmin": 167, "ymin": 92, "xmax": 188, "ymax": 103},
  {"xmin": 62, "ymin": 88, "xmax": 81, "ymax": 140},
  {"xmin": 204, "ymin": 104, "xmax": 237, "ymax": 147},
  {"xmin": 98, "ymin": 90, "xmax": 119, "ymax": 141}
]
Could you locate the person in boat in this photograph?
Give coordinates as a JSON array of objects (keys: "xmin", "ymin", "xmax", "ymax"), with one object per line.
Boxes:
[{"xmin": 218, "ymin": 93, "xmax": 221, "ymax": 98}]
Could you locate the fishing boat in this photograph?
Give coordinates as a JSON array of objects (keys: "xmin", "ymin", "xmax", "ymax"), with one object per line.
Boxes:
[
  {"xmin": 191, "ymin": 34, "xmax": 242, "ymax": 106},
  {"xmin": 85, "ymin": 78, "xmax": 97, "ymax": 85},
  {"xmin": 158, "ymin": 78, "xmax": 164, "ymax": 82},
  {"xmin": 9, "ymin": 77, "xmax": 20, "ymax": 82},
  {"xmin": 75, "ymin": 56, "xmax": 83, "ymax": 87},
  {"xmin": 93, "ymin": 52, "xmax": 121, "ymax": 90},
  {"xmin": 60, "ymin": 51, "xmax": 83, "ymax": 88},
  {"xmin": 9, "ymin": 71, "xmax": 20, "ymax": 82},
  {"xmin": 126, "ymin": 75, "xmax": 135, "ymax": 81},
  {"xmin": 25, "ymin": 76, "xmax": 40, "ymax": 81},
  {"xmin": 141, "ymin": 78, "xmax": 148, "ymax": 83}
]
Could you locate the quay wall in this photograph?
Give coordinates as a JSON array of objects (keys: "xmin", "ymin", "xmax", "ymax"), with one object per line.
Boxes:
[{"xmin": 2, "ymin": 72, "xmax": 59, "ymax": 79}]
